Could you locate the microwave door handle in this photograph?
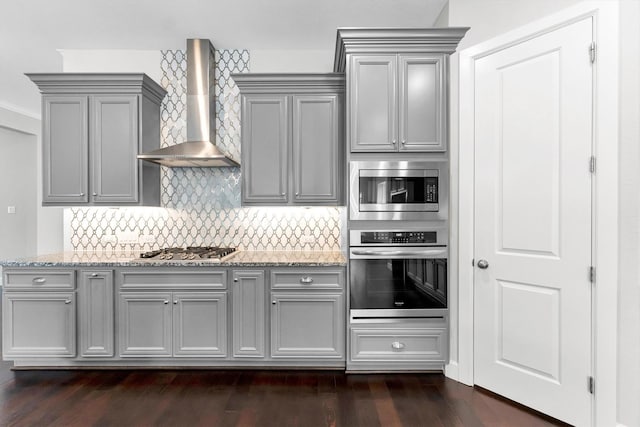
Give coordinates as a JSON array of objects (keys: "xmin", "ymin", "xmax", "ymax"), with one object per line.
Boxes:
[{"xmin": 351, "ymin": 249, "xmax": 447, "ymax": 258}]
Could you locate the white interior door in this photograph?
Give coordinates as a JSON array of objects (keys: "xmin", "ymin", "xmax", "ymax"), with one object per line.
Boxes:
[{"xmin": 473, "ymin": 17, "xmax": 593, "ymax": 426}]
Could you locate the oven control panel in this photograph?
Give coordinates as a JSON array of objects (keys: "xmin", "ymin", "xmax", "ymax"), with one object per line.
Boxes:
[{"xmin": 360, "ymin": 231, "xmax": 437, "ymax": 244}]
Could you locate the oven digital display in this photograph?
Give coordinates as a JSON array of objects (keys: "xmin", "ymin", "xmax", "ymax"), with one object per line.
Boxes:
[{"xmin": 360, "ymin": 231, "xmax": 437, "ymax": 244}]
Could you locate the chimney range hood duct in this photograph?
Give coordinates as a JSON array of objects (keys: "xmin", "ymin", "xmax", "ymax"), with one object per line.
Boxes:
[{"xmin": 138, "ymin": 39, "xmax": 240, "ymax": 167}]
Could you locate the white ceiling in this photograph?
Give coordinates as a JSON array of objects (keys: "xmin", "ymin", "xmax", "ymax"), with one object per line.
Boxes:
[{"xmin": 1, "ymin": 0, "xmax": 447, "ymax": 118}]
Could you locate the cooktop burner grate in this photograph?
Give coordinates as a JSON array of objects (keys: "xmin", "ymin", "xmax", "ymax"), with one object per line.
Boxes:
[{"xmin": 139, "ymin": 246, "xmax": 237, "ymax": 261}]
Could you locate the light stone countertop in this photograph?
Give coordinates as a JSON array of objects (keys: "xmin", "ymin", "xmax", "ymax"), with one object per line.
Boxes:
[{"xmin": 0, "ymin": 250, "xmax": 347, "ymax": 268}]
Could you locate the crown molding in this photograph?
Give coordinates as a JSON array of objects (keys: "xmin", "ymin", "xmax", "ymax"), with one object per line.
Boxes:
[{"xmin": 333, "ymin": 27, "xmax": 470, "ymax": 72}]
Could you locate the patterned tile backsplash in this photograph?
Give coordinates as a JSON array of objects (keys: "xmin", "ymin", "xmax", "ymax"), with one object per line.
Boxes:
[{"xmin": 64, "ymin": 49, "xmax": 344, "ymax": 252}]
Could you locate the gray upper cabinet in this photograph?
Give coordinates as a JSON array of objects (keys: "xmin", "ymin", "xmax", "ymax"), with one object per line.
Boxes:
[
  {"xmin": 350, "ymin": 55, "xmax": 397, "ymax": 151},
  {"xmin": 292, "ymin": 94, "xmax": 340, "ymax": 203},
  {"xmin": 334, "ymin": 28, "xmax": 469, "ymax": 153},
  {"xmin": 27, "ymin": 74, "xmax": 166, "ymax": 206},
  {"xmin": 234, "ymin": 74, "xmax": 345, "ymax": 206},
  {"xmin": 241, "ymin": 95, "xmax": 289, "ymax": 204},
  {"xmin": 349, "ymin": 53, "xmax": 445, "ymax": 152}
]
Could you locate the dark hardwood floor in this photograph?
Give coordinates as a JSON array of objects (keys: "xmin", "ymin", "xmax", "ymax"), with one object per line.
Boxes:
[{"xmin": 0, "ymin": 289, "xmax": 567, "ymax": 426}]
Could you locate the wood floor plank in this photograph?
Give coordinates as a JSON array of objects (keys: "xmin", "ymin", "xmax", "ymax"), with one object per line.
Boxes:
[{"xmin": 0, "ymin": 368, "xmax": 570, "ymax": 426}]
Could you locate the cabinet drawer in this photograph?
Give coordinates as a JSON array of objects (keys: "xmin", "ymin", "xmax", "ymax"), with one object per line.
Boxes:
[
  {"xmin": 350, "ymin": 327, "xmax": 446, "ymax": 362},
  {"xmin": 4, "ymin": 270, "xmax": 76, "ymax": 290},
  {"xmin": 119, "ymin": 270, "xmax": 227, "ymax": 290},
  {"xmin": 270, "ymin": 269, "xmax": 343, "ymax": 290}
]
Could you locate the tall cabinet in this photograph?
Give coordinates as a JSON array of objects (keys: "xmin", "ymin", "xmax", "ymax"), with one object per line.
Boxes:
[
  {"xmin": 27, "ymin": 74, "xmax": 166, "ymax": 206},
  {"xmin": 233, "ymin": 74, "xmax": 345, "ymax": 206}
]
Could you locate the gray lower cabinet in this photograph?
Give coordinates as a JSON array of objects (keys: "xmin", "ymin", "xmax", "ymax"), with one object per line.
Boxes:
[
  {"xmin": 348, "ymin": 317, "xmax": 448, "ymax": 371},
  {"xmin": 27, "ymin": 74, "xmax": 166, "ymax": 206},
  {"xmin": 3, "ymin": 292, "xmax": 76, "ymax": 358},
  {"xmin": 270, "ymin": 293, "xmax": 344, "ymax": 359},
  {"xmin": 2, "ymin": 269, "xmax": 76, "ymax": 358},
  {"xmin": 232, "ymin": 270, "xmax": 266, "ymax": 358},
  {"xmin": 270, "ymin": 268, "xmax": 345, "ymax": 360},
  {"xmin": 78, "ymin": 270, "xmax": 114, "ymax": 357},
  {"xmin": 118, "ymin": 291, "xmax": 227, "ymax": 358},
  {"xmin": 234, "ymin": 74, "xmax": 344, "ymax": 206}
]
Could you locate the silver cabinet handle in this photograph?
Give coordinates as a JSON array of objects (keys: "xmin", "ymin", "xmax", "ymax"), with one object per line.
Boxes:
[
  {"xmin": 392, "ymin": 140, "xmax": 397, "ymax": 145},
  {"xmin": 90, "ymin": 273, "xmax": 99, "ymax": 278},
  {"xmin": 477, "ymin": 259, "xmax": 489, "ymax": 269},
  {"xmin": 300, "ymin": 276, "xmax": 313, "ymax": 284},
  {"xmin": 295, "ymin": 192, "xmax": 299, "ymax": 196},
  {"xmin": 272, "ymin": 300, "xmax": 277, "ymax": 305},
  {"xmin": 32, "ymin": 277, "xmax": 46, "ymax": 284},
  {"xmin": 163, "ymin": 300, "xmax": 169, "ymax": 305},
  {"xmin": 173, "ymin": 300, "xmax": 178, "ymax": 305},
  {"xmin": 64, "ymin": 299, "xmax": 72, "ymax": 304},
  {"xmin": 281, "ymin": 192, "xmax": 285, "ymax": 196},
  {"xmin": 79, "ymin": 192, "xmax": 85, "ymax": 196},
  {"xmin": 401, "ymin": 140, "xmax": 406, "ymax": 145},
  {"xmin": 233, "ymin": 278, "xmax": 238, "ymax": 283},
  {"xmin": 391, "ymin": 341, "xmax": 405, "ymax": 351},
  {"xmin": 92, "ymin": 192, "xmax": 98, "ymax": 196}
]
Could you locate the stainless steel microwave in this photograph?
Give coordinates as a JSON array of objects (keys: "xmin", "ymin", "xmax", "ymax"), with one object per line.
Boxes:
[{"xmin": 349, "ymin": 161, "xmax": 448, "ymax": 221}]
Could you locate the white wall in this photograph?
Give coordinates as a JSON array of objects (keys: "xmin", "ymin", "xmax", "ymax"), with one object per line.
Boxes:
[
  {"xmin": 0, "ymin": 105, "xmax": 63, "ymax": 256},
  {"xmin": 617, "ymin": 1, "xmax": 640, "ymax": 425},
  {"xmin": 450, "ymin": 0, "xmax": 583, "ymax": 50},
  {"xmin": 60, "ymin": 50, "xmax": 163, "ymax": 83},
  {"xmin": 0, "ymin": 127, "xmax": 37, "ymax": 260},
  {"xmin": 250, "ymin": 49, "xmax": 334, "ymax": 73}
]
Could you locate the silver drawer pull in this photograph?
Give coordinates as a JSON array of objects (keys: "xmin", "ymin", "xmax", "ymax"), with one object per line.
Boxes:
[
  {"xmin": 173, "ymin": 300, "xmax": 178, "ymax": 305},
  {"xmin": 391, "ymin": 341, "xmax": 405, "ymax": 351},
  {"xmin": 163, "ymin": 300, "xmax": 169, "ymax": 305},
  {"xmin": 300, "ymin": 276, "xmax": 313, "ymax": 284},
  {"xmin": 90, "ymin": 273, "xmax": 99, "ymax": 278},
  {"xmin": 32, "ymin": 277, "xmax": 46, "ymax": 284},
  {"xmin": 64, "ymin": 299, "xmax": 72, "ymax": 304},
  {"xmin": 272, "ymin": 300, "xmax": 277, "ymax": 305}
]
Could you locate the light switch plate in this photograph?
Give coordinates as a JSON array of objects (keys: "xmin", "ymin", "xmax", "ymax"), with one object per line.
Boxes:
[{"xmin": 7, "ymin": 206, "xmax": 16, "ymax": 214}]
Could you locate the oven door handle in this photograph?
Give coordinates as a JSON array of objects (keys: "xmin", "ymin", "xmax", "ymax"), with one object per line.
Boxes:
[{"xmin": 350, "ymin": 248, "xmax": 448, "ymax": 259}]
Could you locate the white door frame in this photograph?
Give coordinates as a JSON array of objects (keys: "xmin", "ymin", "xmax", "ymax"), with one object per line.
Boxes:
[{"xmin": 455, "ymin": 2, "xmax": 618, "ymax": 426}]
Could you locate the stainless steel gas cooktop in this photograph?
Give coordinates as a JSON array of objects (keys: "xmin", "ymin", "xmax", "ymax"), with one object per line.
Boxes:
[{"xmin": 138, "ymin": 246, "xmax": 238, "ymax": 262}]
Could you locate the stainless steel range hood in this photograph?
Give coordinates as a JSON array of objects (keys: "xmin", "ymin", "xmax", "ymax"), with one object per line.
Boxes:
[{"xmin": 138, "ymin": 39, "xmax": 240, "ymax": 167}]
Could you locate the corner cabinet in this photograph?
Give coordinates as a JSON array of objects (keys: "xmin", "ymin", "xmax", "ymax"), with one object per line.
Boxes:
[
  {"xmin": 334, "ymin": 28, "xmax": 469, "ymax": 153},
  {"xmin": 233, "ymin": 74, "xmax": 344, "ymax": 206},
  {"xmin": 26, "ymin": 74, "xmax": 166, "ymax": 206}
]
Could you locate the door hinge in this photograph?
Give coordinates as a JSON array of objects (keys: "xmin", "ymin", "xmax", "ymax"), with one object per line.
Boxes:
[
  {"xmin": 588, "ymin": 376, "xmax": 595, "ymax": 394},
  {"xmin": 589, "ymin": 41, "xmax": 596, "ymax": 63},
  {"xmin": 589, "ymin": 266, "xmax": 596, "ymax": 283},
  {"xmin": 589, "ymin": 156, "xmax": 596, "ymax": 173}
]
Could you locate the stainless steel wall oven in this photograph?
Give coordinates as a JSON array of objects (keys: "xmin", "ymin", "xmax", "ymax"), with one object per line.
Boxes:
[
  {"xmin": 349, "ymin": 161, "xmax": 448, "ymax": 221},
  {"xmin": 349, "ymin": 229, "xmax": 447, "ymax": 318}
]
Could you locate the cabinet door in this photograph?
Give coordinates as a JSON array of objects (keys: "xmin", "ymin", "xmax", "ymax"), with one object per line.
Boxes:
[
  {"xmin": 271, "ymin": 293, "xmax": 344, "ymax": 359},
  {"xmin": 349, "ymin": 55, "xmax": 397, "ymax": 152},
  {"xmin": 42, "ymin": 96, "xmax": 89, "ymax": 204},
  {"xmin": 398, "ymin": 54, "xmax": 446, "ymax": 151},
  {"xmin": 173, "ymin": 292, "xmax": 227, "ymax": 357},
  {"xmin": 78, "ymin": 271, "xmax": 114, "ymax": 357},
  {"xmin": 3, "ymin": 292, "xmax": 76, "ymax": 357},
  {"xmin": 241, "ymin": 95, "xmax": 289, "ymax": 204},
  {"xmin": 119, "ymin": 292, "xmax": 172, "ymax": 357},
  {"xmin": 292, "ymin": 95, "xmax": 341, "ymax": 204},
  {"xmin": 232, "ymin": 271, "xmax": 265, "ymax": 358},
  {"xmin": 91, "ymin": 95, "xmax": 139, "ymax": 203}
]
